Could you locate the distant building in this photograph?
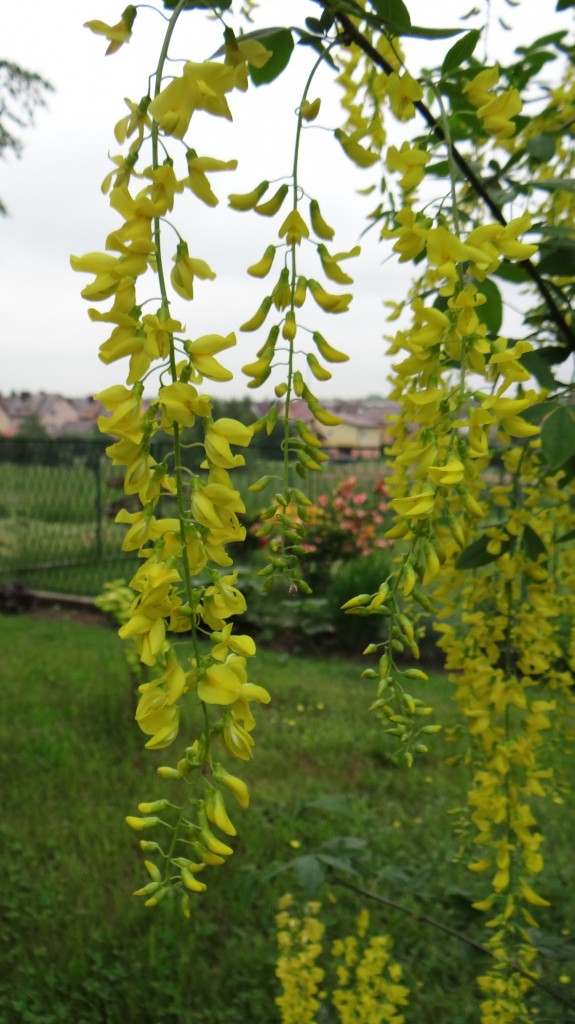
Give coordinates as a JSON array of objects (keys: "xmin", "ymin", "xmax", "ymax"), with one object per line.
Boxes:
[
  {"xmin": 0, "ymin": 393, "xmax": 104, "ymax": 437},
  {"xmin": 0, "ymin": 397, "xmax": 13, "ymax": 435},
  {"xmin": 278, "ymin": 397, "xmax": 399, "ymax": 459},
  {"xmin": 0, "ymin": 391, "xmax": 400, "ymax": 451}
]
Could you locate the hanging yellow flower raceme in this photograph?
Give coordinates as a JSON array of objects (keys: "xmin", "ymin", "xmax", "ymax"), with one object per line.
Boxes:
[{"xmin": 77, "ymin": 3, "xmax": 285, "ymax": 912}]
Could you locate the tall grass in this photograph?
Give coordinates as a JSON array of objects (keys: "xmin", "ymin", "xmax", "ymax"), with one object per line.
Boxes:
[{"xmin": 1, "ymin": 613, "xmax": 574, "ymax": 1024}]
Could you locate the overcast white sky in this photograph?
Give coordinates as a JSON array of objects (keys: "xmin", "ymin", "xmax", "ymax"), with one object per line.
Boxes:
[{"xmin": 1, "ymin": 0, "xmax": 571, "ymax": 401}]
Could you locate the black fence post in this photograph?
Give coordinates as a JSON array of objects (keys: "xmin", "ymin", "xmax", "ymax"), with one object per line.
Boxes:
[{"xmin": 92, "ymin": 446, "xmax": 104, "ymax": 560}]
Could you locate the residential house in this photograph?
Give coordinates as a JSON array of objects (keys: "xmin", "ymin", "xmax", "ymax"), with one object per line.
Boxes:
[
  {"xmin": 0, "ymin": 397, "xmax": 13, "ymax": 435},
  {"xmin": 279, "ymin": 397, "xmax": 399, "ymax": 458}
]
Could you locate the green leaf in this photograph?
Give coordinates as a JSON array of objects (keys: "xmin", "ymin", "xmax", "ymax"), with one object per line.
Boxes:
[
  {"xmin": 293, "ymin": 855, "xmax": 325, "ymax": 896},
  {"xmin": 537, "ymin": 242, "xmax": 575, "ymax": 276},
  {"xmin": 541, "ymin": 406, "xmax": 575, "ymax": 470},
  {"xmin": 303, "ymin": 794, "xmax": 351, "ymax": 814},
  {"xmin": 524, "ymin": 927, "xmax": 575, "ymax": 960},
  {"xmin": 405, "ymin": 25, "xmax": 462, "ymax": 39},
  {"xmin": 532, "ymin": 178, "xmax": 575, "ymax": 193},
  {"xmin": 368, "ymin": 0, "xmax": 411, "ymax": 31},
  {"xmin": 556, "ymin": 527, "xmax": 575, "ymax": 544},
  {"xmin": 441, "ymin": 29, "xmax": 481, "ymax": 73},
  {"xmin": 304, "ymin": 16, "xmax": 324, "ymax": 33},
  {"xmin": 246, "ymin": 28, "xmax": 294, "ymax": 86},
  {"xmin": 525, "ymin": 133, "xmax": 556, "ymax": 163},
  {"xmin": 520, "ymin": 400, "xmax": 557, "ymax": 424},
  {"xmin": 519, "ymin": 352, "xmax": 559, "ymax": 390},
  {"xmin": 533, "ymin": 344, "xmax": 572, "ymax": 365},
  {"xmin": 494, "ymin": 260, "xmax": 530, "ymax": 283},
  {"xmin": 322, "ymin": 835, "xmax": 367, "ymax": 852},
  {"xmin": 328, "ymin": 0, "xmax": 369, "ymax": 16},
  {"xmin": 522, "ymin": 525, "xmax": 547, "ymax": 561},
  {"xmin": 425, "ymin": 159, "xmax": 451, "ymax": 176},
  {"xmin": 163, "ymin": 0, "xmax": 231, "ymax": 8},
  {"xmin": 475, "ymin": 277, "xmax": 503, "ymax": 335},
  {"xmin": 535, "ymin": 224, "xmax": 575, "ymax": 240},
  {"xmin": 456, "ymin": 534, "xmax": 512, "ymax": 570},
  {"xmin": 318, "ymin": 7, "xmax": 336, "ymax": 30},
  {"xmin": 316, "ymin": 853, "xmax": 359, "ymax": 876},
  {"xmin": 557, "ymin": 0, "xmax": 575, "ymax": 9}
]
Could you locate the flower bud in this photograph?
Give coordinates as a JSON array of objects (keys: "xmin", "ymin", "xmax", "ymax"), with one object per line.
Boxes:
[
  {"xmin": 255, "ymin": 183, "xmax": 289, "ymax": 216},
  {"xmin": 228, "ymin": 180, "xmax": 269, "ymax": 210},
  {"xmin": 247, "ymin": 245, "xmax": 276, "ymax": 278},
  {"xmin": 126, "ymin": 815, "xmax": 162, "ymax": 831},
  {"xmin": 300, "ymin": 97, "xmax": 321, "ymax": 121}
]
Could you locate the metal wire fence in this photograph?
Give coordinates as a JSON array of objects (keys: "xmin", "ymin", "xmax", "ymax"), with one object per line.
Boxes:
[{"xmin": 0, "ymin": 437, "xmax": 386, "ymax": 596}]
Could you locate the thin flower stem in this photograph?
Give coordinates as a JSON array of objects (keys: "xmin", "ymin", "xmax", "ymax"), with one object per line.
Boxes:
[
  {"xmin": 151, "ymin": 0, "xmax": 201, "ymax": 664},
  {"xmin": 282, "ymin": 44, "xmax": 337, "ymax": 501}
]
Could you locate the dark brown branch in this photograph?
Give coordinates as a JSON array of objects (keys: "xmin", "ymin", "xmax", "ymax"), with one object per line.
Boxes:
[
  {"xmin": 333, "ymin": 878, "xmax": 575, "ymax": 1016},
  {"xmin": 316, "ymin": 3, "xmax": 575, "ymax": 353}
]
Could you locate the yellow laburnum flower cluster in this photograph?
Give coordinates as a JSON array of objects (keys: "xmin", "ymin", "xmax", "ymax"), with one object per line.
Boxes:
[
  {"xmin": 79, "ymin": 5, "xmax": 276, "ymax": 909},
  {"xmin": 227, "ymin": 62, "xmax": 367, "ymax": 591},
  {"xmin": 332, "ymin": 25, "xmax": 575, "ymax": 1019},
  {"xmin": 335, "ymin": 30, "xmax": 405, "ymax": 170},
  {"xmin": 349, "ymin": 263, "xmax": 541, "ymax": 765},
  {"xmin": 276, "ymin": 894, "xmax": 326, "ymax": 1024},
  {"xmin": 463, "ymin": 66, "xmax": 522, "ymax": 141},
  {"xmin": 383, "ymin": 211, "xmax": 536, "ymax": 297},
  {"xmin": 331, "ymin": 909, "xmax": 409, "ymax": 1024},
  {"xmin": 432, "ymin": 459, "xmax": 574, "ymax": 1018},
  {"xmin": 275, "ymin": 898, "xmax": 409, "ymax": 1024}
]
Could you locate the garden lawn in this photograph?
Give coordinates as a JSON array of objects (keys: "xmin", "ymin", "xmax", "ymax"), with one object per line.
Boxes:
[{"xmin": 1, "ymin": 613, "xmax": 574, "ymax": 1024}]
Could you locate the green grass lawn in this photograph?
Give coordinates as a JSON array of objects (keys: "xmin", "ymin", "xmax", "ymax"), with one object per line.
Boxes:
[{"xmin": 1, "ymin": 613, "xmax": 574, "ymax": 1024}]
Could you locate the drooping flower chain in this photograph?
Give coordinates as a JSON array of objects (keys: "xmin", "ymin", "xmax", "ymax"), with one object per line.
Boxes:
[{"xmin": 75, "ymin": 2, "xmax": 277, "ymax": 910}]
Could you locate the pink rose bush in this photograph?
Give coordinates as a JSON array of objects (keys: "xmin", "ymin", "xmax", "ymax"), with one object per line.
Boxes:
[{"xmin": 254, "ymin": 475, "xmax": 392, "ymax": 588}]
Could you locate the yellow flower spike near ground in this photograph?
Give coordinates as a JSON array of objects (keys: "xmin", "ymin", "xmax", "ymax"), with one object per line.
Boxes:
[{"xmin": 276, "ymin": 899, "xmax": 410, "ymax": 1024}]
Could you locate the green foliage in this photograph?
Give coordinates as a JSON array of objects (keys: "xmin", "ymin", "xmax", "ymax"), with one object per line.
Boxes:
[
  {"xmin": 162, "ymin": 0, "xmax": 232, "ymax": 9},
  {"xmin": 541, "ymin": 405, "xmax": 575, "ymax": 470},
  {"xmin": 324, "ymin": 549, "xmax": 395, "ymax": 651},
  {"xmin": 441, "ymin": 30, "xmax": 481, "ymax": 74},
  {"xmin": 246, "ymin": 28, "xmax": 295, "ymax": 85},
  {"xmin": 16, "ymin": 412, "xmax": 50, "ymax": 439},
  {"xmin": 252, "ymin": 474, "xmax": 392, "ymax": 589},
  {"xmin": 0, "ymin": 61, "xmax": 52, "ymax": 214},
  {"xmin": 368, "ymin": 0, "xmax": 412, "ymax": 32}
]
